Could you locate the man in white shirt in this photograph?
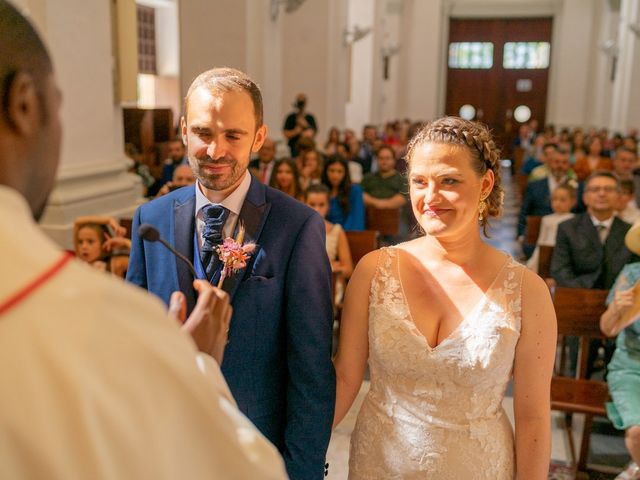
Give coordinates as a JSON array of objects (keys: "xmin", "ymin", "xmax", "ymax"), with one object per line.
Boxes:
[{"xmin": 0, "ymin": 2, "xmax": 287, "ymax": 478}]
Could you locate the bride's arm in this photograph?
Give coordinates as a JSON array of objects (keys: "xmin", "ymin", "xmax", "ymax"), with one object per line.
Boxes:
[
  {"xmin": 512, "ymin": 270, "xmax": 557, "ymax": 479},
  {"xmin": 332, "ymin": 250, "xmax": 379, "ymax": 429}
]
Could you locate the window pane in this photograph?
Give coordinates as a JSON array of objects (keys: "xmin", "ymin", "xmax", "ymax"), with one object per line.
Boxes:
[
  {"xmin": 503, "ymin": 42, "xmax": 550, "ymax": 69},
  {"xmin": 448, "ymin": 42, "xmax": 493, "ymax": 69}
]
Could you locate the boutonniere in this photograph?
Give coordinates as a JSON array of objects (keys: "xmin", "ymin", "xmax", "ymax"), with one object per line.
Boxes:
[{"xmin": 215, "ymin": 222, "xmax": 256, "ymax": 288}]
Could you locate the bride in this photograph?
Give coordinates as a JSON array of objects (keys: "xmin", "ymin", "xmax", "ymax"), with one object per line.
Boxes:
[{"xmin": 333, "ymin": 117, "xmax": 556, "ymax": 479}]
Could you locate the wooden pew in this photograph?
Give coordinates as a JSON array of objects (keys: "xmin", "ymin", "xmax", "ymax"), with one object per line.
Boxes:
[
  {"xmin": 538, "ymin": 245, "xmax": 554, "ymax": 279},
  {"xmin": 550, "ymin": 287, "xmax": 610, "ymax": 475},
  {"xmin": 345, "ymin": 230, "xmax": 379, "ymax": 267},
  {"xmin": 365, "ymin": 206, "xmax": 400, "ymax": 237},
  {"xmin": 525, "ymin": 215, "xmax": 542, "ymax": 246}
]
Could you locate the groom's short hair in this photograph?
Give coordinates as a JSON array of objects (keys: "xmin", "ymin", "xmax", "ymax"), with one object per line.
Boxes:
[{"xmin": 183, "ymin": 67, "xmax": 263, "ymax": 129}]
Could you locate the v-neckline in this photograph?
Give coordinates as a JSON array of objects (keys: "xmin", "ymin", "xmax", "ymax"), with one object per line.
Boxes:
[{"xmin": 393, "ymin": 248, "xmax": 510, "ymax": 351}]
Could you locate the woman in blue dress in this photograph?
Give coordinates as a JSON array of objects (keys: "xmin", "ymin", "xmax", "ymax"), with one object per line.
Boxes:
[
  {"xmin": 600, "ymin": 222, "xmax": 640, "ymax": 480},
  {"xmin": 321, "ymin": 155, "xmax": 365, "ymax": 231}
]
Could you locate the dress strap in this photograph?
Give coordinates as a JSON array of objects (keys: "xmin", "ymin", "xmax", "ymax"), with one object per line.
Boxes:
[
  {"xmin": 0, "ymin": 252, "xmax": 74, "ymax": 316},
  {"xmin": 497, "ymin": 257, "xmax": 525, "ymax": 331}
]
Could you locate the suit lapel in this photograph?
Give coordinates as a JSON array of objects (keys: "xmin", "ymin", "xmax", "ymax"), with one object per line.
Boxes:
[
  {"xmin": 174, "ymin": 194, "xmax": 197, "ymax": 313},
  {"xmin": 581, "ymin": 213, "xmax": 603, "ymax": 251},
  {"xmin": 605, "ymin": 217, "xmax": 625, "ymax": 252},
  {"xmin": 222, "ymin": 177, "xmax": 271, "ymax": 301}
]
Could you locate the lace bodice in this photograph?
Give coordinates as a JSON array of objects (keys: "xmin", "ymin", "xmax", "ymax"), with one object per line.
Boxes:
[{"xmin": 349, "ymin": 247, "xmax": 524, "ymax": 479}]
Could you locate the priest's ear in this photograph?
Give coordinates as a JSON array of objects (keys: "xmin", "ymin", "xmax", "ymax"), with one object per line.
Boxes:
[{"xmin": 2, "ymin": 71, "xmax": 42, "ymax": 137}]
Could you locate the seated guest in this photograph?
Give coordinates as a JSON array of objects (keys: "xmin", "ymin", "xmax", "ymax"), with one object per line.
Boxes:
[
  {"xmin": 551, "ymin": 171, "xmax": 637, "ymax": 289},
  {"xmin": 600, "ymin": 222, "xmax": 640, "ymax": 480},
  {"xmin": 361, "ymin": 145, "xmax": 407, "ymax": 210},
  {"xmin": 574, "ymin": 136, "xmax": 613, "ymax": 181},
  {"xmin": 526, "ymin": 184, "xmax": 576, "ymax": 276},
  {"xmin": 551, "ymin": 171, "xmax": 639, "ymax": 377},
  {"xmin": 155, "ymin": 164, "xmax": 196, "ymax": 197},
  {"xmin": 269, "ymin": 157, "xmax": 304, "ymax": 200},
  {"xmin": 519, "ymin": 136, "xmax": 546, "ymax": 176},
  {"xmin": 74, "ymin": 216, "xmax": 131, "ymax": 277},
  {"xmin": 518, "ymin": 147, "xmax": 581, "ymax": 256},
  {"xmin": 618, "ymin": 179, "xmax": 640, "ymax": 225},
  {"xmin": 299, "ymin": 149, "xmax": 323, "ymax": 191},
  {"xmin": 322, "ymin": 155, "xmax": 365, "ymax": 230},
  {"xmin": 323, "ymin": 126, "xmax": 341, "ymax": 156},
  {"xmin": 248, "ymin": 137, "xmax": 277, "ymax": 184},
  {"xmin": 293, "ymin": 136, "xmax": 316, "ymax": 173},
  {"xmin": 355, "ymin": 124, "xmax": 377, "ymax": 174},
  {"xmin": 161, "ymin": 137, "xmax": 188, "ymax": 184},
  {"xmin": 613, "ymin": 146, "xmax": 638, "ymax": 181},
  {"xmin": 305, "ymin": 184, "xmax": 353, "ymax": 304},
  {"xmin": 336, "ymin": 142, "xmax": 363, "ymax": 184}
]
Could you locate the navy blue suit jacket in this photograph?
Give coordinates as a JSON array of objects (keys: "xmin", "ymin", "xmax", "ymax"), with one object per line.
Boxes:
[
  {"xmin": 126, "ymin": 177, "xmax": 336, "ymax": 479},
  {"xmin": 518, "ymin": 178, "xmax": 585, "ymax": 237}
]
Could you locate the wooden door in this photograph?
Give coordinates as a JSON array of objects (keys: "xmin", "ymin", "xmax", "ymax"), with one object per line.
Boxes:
[{"xmin": 445, "ymin": 18, "xmax": 552, "ymax": 155}]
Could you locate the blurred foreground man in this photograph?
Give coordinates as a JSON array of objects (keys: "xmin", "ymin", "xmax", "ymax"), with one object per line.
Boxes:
[{"xmin": 0, "ymin": 2, "xmax": 286, "ymax": 478}]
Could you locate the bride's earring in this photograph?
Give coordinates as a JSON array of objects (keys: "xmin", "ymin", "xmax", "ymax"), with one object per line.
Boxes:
[{"xmin": 478, "ymin": 195, "xmax": 488, "ymax": 222}]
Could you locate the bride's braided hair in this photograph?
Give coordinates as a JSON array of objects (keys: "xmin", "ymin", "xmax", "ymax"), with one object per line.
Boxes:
[{"xmin": 406, "ymin": 117, "xmax": 504, "ymax": 234}]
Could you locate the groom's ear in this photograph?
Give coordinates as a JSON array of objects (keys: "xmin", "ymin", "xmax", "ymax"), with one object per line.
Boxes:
[{"xmin": 251, "ymin": 124, "xmax": 267, "ymax": 153}]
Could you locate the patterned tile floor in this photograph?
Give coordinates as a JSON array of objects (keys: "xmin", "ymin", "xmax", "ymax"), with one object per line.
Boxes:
[{"xmin": 327, "ymin": 166, "xmax": 628, "ymax": 479}]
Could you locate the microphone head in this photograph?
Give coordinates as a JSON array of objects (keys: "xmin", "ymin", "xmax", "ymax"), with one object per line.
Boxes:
[{"xmin": 138, "ymin": 224, "xmax": 160, "ymax": 242}]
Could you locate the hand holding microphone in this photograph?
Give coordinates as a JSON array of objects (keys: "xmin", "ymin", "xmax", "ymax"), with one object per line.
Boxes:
[{"xmin": 139, "ymin": 224, "xmax": 232, "ymax": 363}]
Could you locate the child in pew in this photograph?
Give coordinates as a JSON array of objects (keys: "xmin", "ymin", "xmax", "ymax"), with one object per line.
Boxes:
[
  {"xmin": 526, "ymin": 183, "xmax": 576, "ymax": 278},
  {"xmin": 305, "ymin": 183, "xmax": 353, "ymax": 306},
  {"xmin": 74, "ymin": 216, "xmax": 131, "ymax": 278},
  {"xmin": 600, "ymin": 222, "xmax": 640, "ymax": 480},
  {"xmin": 617, "ymin": 179, "xmax": 640, "ymax": 225}
]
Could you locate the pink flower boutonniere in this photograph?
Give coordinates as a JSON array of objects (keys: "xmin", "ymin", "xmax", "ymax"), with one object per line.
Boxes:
[{"xmin": 215, "ymin": 222, "xmax": 256, "ymax": 288}]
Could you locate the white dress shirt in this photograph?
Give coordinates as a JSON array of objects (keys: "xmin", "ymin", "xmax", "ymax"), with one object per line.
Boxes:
[
  {"xmin": 195, "ymin": 170, "xmax": 252, "ymax": 251},
  {"xmin": 589, "ymin": 214, "xmax": 614, "ymax": 243}
]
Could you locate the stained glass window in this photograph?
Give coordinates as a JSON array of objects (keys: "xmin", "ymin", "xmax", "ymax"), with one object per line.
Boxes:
[
  {"xmin": 448, "ymin": 42, "xmax": 494, "ymax": 69},
  {"xmin": 503, "ymin": 42, "xmax": 550, "ymax": 69}
]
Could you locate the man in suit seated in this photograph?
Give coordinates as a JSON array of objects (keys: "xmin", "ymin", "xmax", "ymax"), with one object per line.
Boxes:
[
  {"xmin": 127, "ymin": 67, "xmax": 335, "ymax": 480},
  {"xmin": 551, "ymin": 171, "xmax": 639, "ymax": 376},
  {"xmin": 518, "ymin": 146, "xmax": 581, "ymax": 256},
  {"xmin": 248, "ymin": 136, "xmax": 277, "ymax": 184}
]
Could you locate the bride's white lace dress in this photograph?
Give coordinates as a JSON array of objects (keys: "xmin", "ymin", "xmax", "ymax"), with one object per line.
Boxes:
[{"xmin": 349, "ymin": 247, "xmax": 523, "ymax": 479}]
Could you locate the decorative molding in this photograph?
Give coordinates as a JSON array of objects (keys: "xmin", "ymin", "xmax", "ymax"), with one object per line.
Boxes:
[{"xmin": 445, "ymin": 0, "xmax": 560, "ymax": 18}]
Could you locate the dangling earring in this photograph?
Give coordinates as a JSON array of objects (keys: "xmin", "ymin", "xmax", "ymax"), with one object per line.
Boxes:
[{"xmin": 478, "ymin": 195, "xmax": 488, "ymax": 222}]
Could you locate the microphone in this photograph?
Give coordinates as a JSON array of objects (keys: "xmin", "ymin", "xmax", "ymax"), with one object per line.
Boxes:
[{"xmin": 138, "ymin": 224, "xmax": 198, "ymax": 279}]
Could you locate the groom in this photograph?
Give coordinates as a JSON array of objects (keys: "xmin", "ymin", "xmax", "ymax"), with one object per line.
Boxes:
[{"xmin": 126, "ymin": 68, "xmax": 335, "ymax": 479}]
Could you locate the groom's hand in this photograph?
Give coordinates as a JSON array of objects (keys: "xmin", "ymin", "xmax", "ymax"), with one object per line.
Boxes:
[{"xmin": 168, "ymin": 280, "xmax": 232, "ymax": 364}]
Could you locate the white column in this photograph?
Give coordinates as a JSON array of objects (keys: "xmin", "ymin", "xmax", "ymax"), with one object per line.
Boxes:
[
  {"xmin": 397, "ymin": 0, "xmax": 443, "ymax": 122},
  {"xmin": 245, "ymin": 0, "xmax": 284, "ymax": 143},
  {"xmin": 16, "ymin": 0, "xmax": 143, "ymax": 249},
  {"xmin": 345, "ymin": 0, "xmax": 376, "ymax": 133},
  {"xmin": 281, "ymin": 0, "xmax": 349, "ymax": 143},
  {"xmin": 179, "ymin": 0, "xmax": 248, "ymax": 99},
  {"xmin": 609, "ymin": 0, "xmax": 640, "ymax": 133},
  {"xmin": 546, "ymin": 0, "xmax": 598, "ymax": 128}
]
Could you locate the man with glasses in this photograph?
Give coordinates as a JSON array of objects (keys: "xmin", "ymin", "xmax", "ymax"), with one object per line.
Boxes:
[
  {"xmin": 551, "ymin": 171, "xmax": 639, "ymax": 377},
  {"xmin": 551, "ymin": 171, "xmax": 637, "ymax": 290}
]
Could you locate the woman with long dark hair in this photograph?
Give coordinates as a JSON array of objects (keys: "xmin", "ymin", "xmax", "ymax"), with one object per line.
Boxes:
[
  {"xmin": 321, "ymin": 155, "xmax": 365, "ymax": 231},
  {"xmin": 269, "ymin": 158, "xmax": 304, "ymax": 201}
]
